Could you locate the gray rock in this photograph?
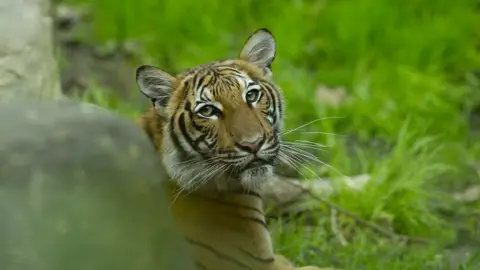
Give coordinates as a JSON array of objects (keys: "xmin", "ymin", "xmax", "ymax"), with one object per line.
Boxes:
[
  {"xmin": 0, "ymin": 98, "xmax": 195, "ymax": 270},
  {"xmin": 0, "ymin": 0, "xmax": 62, "ymax": 100}
]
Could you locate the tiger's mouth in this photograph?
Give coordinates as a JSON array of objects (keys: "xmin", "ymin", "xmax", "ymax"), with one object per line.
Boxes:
[{"xmin": 243, "ymin": 158, "xmax": 272, "ymax": 170}]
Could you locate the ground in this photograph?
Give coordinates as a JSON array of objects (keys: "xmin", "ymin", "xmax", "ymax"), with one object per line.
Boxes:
[{"xmin": 53, "ymin": 0, "xmax": 480, "ymax": 269}]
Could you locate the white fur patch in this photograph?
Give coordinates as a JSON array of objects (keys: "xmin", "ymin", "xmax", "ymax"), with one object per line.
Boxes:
[{"xmin": 239, "ymin": 165, "xmax": 273, "ymax": 191}]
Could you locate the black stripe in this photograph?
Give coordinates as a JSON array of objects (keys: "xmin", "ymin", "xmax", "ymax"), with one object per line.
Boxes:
[
  {"xmin": 224, "ymin": 212, "xmax": 269, "ymax": 230},
  {"xmin": 204, "ymin": 138, "xmax": 216, "ymax": 150},
  {"xmin": 268, "ymin": 82, "xmax": 282, "ymax": 117},
  {"xmin": 226, "ymin": 76, "xmax": 240, "ymax": 88},
  {"xmin": 262, "ymin": 82, "xmax": 275, "ymax": 109},
  {"xmin": 211, "ymin": 71, "xmax": 218, "ymax": 85},
  {"xmin": 191, "ymin": 118, "xmax": 205, "ymax": 133},
  {"xmin": 217, "ymin": 66, "xmax": 244, "ymax": 76},
  {"xmin": 230, "ymin": 190, "xmax": 262, "ymax": 199},
  {"xmin": 198, "ymin": 76, "xmax": 208, "ymax": 101},
  {"xmin": 169, "ymin": 115, "xmax": 188, "ymax": 159},
  {"xmin": 263, "ymin": 141, "xmax": 279, "ymax": 152},
  {"xmin": 200, "ymin": 197, "xmax": 264, "ymax": 215},
  {"xmin": 186, "ymin": 101, "xmax": 205, "ymax": 133},
  {"xmin": 186, "ymin": 100, "xmax": 215, "ymax": 153},
  {"xmin": 194, "ymin": 134, "xmax": 207, "ymax": 146},
  {"xmin": 195, "ymin": 75, "xmax": 205, "ymax": 92},
  {"xmin": 185, "ymin": 100, "xmax": 192, "ymax": 111},
  {"xmin": 179, "ymin": 111, "xmax": 212, "ymax": 159},
  {"xmin": 178, "ymin": 112, "xmax": 201, "ymax": 153},
  {"xmin": 238, "ymin": 247, "xmax": 275, "ymax": 264},
  {"xmin": 262, "ymin": 83, "xmax": 278, "ymax": 124},
  {"xmin": 186, "ymin": 238, "xmax": 252, "ymax": 270},
  {"xmin": 258, "ymin": 135, "xmax": 266, "ymax": 149},
  {"xmin": 271, "ymin": 82, "xmax": 283, "ymax": 120},
  {"xmin": 273, "ymin": 126, "xmax": 280, "ymax": 134},
  {"xmin": 182, "ymin": 80, "xmax": 190, "ymax": 101}
]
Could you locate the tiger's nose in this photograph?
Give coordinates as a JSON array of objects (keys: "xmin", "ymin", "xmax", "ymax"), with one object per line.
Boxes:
[{"xmin": 237, "ymin": 137, "xmax": 263, "ymax": 153}]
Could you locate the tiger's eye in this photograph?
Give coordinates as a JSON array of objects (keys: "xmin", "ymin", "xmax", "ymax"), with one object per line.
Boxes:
[
  {"xmin": 198, "ymin": 105, "xmax": 216, "ymax": 117},
  {"xmin": 246, "ymin": 89, "xmax": 260, "ymax": 103}
]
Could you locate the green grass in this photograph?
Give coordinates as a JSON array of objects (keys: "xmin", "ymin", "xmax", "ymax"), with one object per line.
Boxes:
[{"xmin": 63, "ymin": 0, "xmax": 480, "ymax": 269}]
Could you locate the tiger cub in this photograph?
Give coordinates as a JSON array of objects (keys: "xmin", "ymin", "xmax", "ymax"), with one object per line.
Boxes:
[{"xmin": 136, "ymin": 28, "xmax": 333, "ymax": 270}]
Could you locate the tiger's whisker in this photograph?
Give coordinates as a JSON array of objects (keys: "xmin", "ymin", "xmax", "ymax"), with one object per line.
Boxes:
[
  {"xmin": 296, "ymin": 131, "xmax": 346, "ymax": 137},
  {"xmin": 170, "ymin": 159, "xmax": 221, "ymax": 206},
  {"xmin": 280, "ymin": 116, "xmax": 344, "ymax": 136},
  {"xmin": 281, "ymin": 142, "xmax": 328, "ymax": 152},
  {"xmin": 281, "ymin": 145, "xmax": 346, "ymax": 177},
  {"xmin": 292, "ymin": 140, "xmax": 328, "ymax": 148},
  {"xmin": 276, "ymin": 152, "xmax": 308, "ymax": 180}
]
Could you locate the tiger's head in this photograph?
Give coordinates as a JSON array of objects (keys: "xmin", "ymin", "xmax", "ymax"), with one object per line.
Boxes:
[{"xmin": 136, "ymin": 29, "xmax": 284, "ymax": 192}]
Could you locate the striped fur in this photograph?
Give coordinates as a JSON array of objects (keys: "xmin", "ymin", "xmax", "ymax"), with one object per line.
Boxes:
[{"xmin": 136, "ymin": 29, "xmax": 332, "ymax": 270}]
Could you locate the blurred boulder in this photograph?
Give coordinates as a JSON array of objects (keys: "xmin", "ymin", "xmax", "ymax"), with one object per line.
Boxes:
[{"xmin": 0, "ymin": 98, "xmax": 195, "ymax": 270}]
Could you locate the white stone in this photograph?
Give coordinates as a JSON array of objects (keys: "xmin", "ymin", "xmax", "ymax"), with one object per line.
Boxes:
[{"xmin": 0, "ymin": 0, "xmax": 62, "ymax": 100}]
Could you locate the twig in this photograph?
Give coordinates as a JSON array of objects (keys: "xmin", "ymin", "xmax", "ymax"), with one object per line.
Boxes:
[
  {"xmin": 330, "ymin": 208, "xmax": 349, "ymax": 246},
  {"xmin": 282, "ymin": 179, "xmax": 431, "ymax": 245},
  {"xmin": 330, "ymin": 208, "xmax": 348, "ymax": 247}
]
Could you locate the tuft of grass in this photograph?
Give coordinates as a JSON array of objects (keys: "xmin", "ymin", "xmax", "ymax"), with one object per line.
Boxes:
[
  {"xmin": 271, "ymin": 216, "xmax": 480, "ymax": 270},
  {"xmin": 332, "ymin": 121, "xmax": 456, "ymax": 239}
]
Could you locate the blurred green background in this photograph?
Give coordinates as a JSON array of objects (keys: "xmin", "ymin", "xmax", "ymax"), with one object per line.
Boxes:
[{"xmin": 53, "ymin": 0, "xmax": 480, "ymax": 269}]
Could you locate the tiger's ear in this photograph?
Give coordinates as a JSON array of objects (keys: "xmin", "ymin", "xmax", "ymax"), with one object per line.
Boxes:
[
  {"xmin": 136, "ymin": 65, "xmax": 176, "ymax": 115},
  {"xmin": 239, "ymin": 28, "xmax": 276, "ymax": 76}
]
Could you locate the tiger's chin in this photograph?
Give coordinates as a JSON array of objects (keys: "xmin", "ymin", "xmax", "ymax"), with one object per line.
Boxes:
[
  {"xmin": 204, "ymin": 164, "xmax": 274, "ymax": 193},
  {"xmin": 164, "ymin": 154, "xmax": 273, "ymax": 194},
  {"xmin": 174, "ymin": 164, "xmax": 273, "ymax": 193},
  {"xmin": 238, "ymin": 165, "xmax": 274, "ymax": 191}
]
